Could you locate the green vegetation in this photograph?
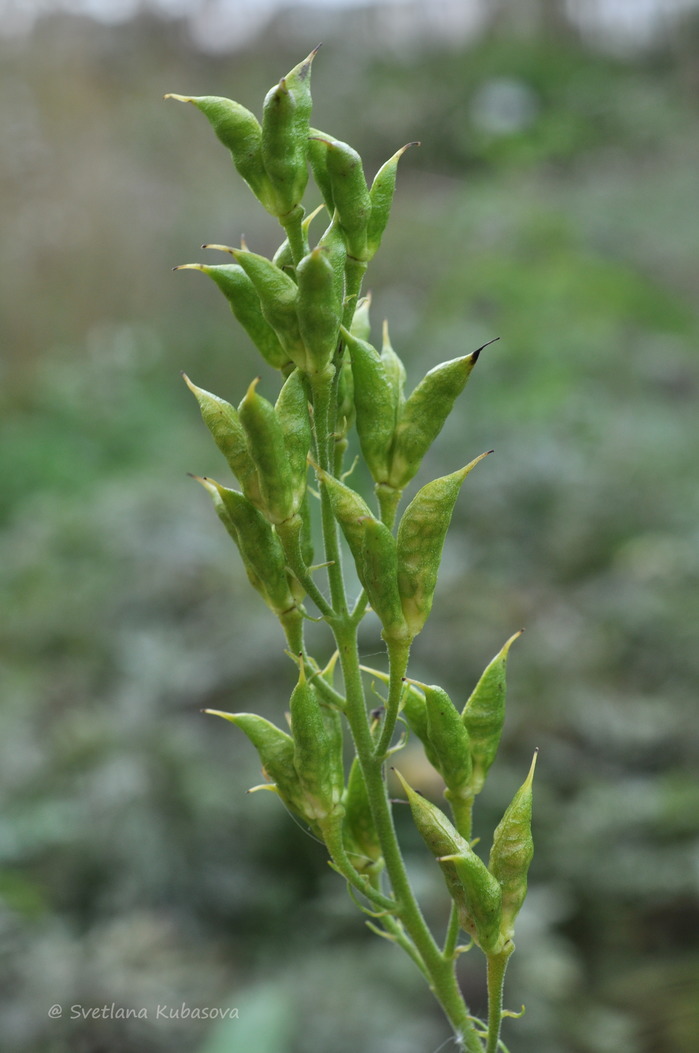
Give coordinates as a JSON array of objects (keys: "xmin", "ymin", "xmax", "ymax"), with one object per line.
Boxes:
[{"xmin": 1, "ymin": 12, "xmax": 698, "ymax": 1053}]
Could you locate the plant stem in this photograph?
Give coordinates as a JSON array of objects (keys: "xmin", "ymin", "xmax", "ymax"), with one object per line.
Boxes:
[
  {"xmin": 313, "ymin": 316, "xmax": 483, "ymax": 1052},
  {"xmin": 374, "ymin": 635, "xmax": 411, "ymax": 759},
  {"xmin": 311, "ymin": 371, "xmax": 347, "ymax": 616},
  {"xmin": 334, "ymin": 623, "xmax": 482, "ymax": 1050},
  {"xmin": 443, "ymin": 903, "xmax": 461, "ymax": 960},
  {"xmin": 277, "ymin": 517, "xmax": 334, "ymax": 619},
  {"xmin": 485, "ymin": 951, "xmax": 511, "ymax": 1053},
  {"xmin": 280, "ymin": 208, "xmax": 306, "ymax": 267}
]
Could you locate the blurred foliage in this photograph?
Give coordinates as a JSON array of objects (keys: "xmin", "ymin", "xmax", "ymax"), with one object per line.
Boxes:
[{"xmin": 1, "ymin": 7, "xmax": 699, "ymax": 1053}]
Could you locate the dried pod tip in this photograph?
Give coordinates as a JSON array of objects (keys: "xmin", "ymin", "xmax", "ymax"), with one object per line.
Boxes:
[{"xmin": 470, "ymin": 336, "xmax": 500, "ymax": 365}]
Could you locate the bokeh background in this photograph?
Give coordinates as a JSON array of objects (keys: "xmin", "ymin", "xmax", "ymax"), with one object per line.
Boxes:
[{"xmin": 2, "ymin": 1, "xmax": 699, "ymax": 1050}]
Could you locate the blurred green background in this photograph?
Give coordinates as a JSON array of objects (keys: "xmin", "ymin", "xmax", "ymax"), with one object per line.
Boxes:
[{"xmin": 2, "ymin": 2, "xmax": 699, "ymax": 1051}]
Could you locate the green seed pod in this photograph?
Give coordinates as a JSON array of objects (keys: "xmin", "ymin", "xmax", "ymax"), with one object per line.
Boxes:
[
  {"xmin": 427, "ymin": 688, "xmax": 473, "ymax": 839},
  {"xmin": 447, "ymin": 849, "xmax": 504, "ymax": 955},
  {"xmin": 366, "ymin": 142, "xmax": 417, "ymax": 259},
  {"xmin": 260, "ymin": 48, "xmax": 318, "ymax": 219},
  {"xmin": 317, "ymin": 212, "xmax": 348, "ymax": 311},
  {"xmin": 182, "ymin": 375, "xmax": 263, "ymax": 509},
  {"xmin": 197, "ymin": 476, "xmax": 301, "ymax": 617},
  {"xmin": 340, "ymin": 325, "xmax": 397, "ymax": 485},
  {"xmin": 275, "ymin": 368, "xmax": 312, "ymax": 517},
  {"xmin": 296, "ymin": 247, "xmax": 341, "ymax": 375},
  {"xmin": 175, "ymin": 263, "xmax": 290, "ymax": 371},
  {"xmin": 393, "ymin": 770, "xmax": 478, "ymax": 934},
  {"xmin": 350, "ymin": 294, "xmax": 372, "ymax": 342},
  {"xmin": 388, "ymin": 340, "xmax": 495, "ymax": 491},
  {"xmin": 164, "ymin": 94, "xmax": 274, "ymax": 211},
  {"xmin": 239, "ymin": 377, "xmax": 299, "ymax": 524},
  {"xmin": 335, "ymin": 351, "xmax": 355, "ymax": 447},
  {"xmin": 489, "ymin": 751, "xmax": 538, "ymax": 942},
  {"xmin": 400, "ymin": 679, "xmax": 429, "ymax": 744},
  {"xmin": 462, "ymin": 630, "xmax": 524, "ymax": 795},
  {"xmin": 396, "ymin": 453, "xmax": 491, "ymax": 638},
  {"xmin": 380, "ymin": 320, "xmax": 407, "ymax": 416},
  {"xmin": 312, "ymin": 137, "xmax": 371, "ymax": 260},
  {"xmin": 343, "ymin": 757, "xmax": 382, "ymax": 873},
  {"xmin": 261, "ymin": 81, "xmax": 307, "ymax": 219},
  {"xmin": 290, "ymin": 666, "xmax": 345, "ymax": 822},
  {"xmin": 359, "ymin": 515, "xmax": 409, "ymax": 643},
  {"xmin": 205, "ymin": 710, "xmax": 317, "ymax": 832},
  {"xmin": 316, "ymin": 469, "xmax": 374, "ymax": 571},
  {"xmin": 423, "ymin": 684, "xmax": 473, "ymax": 798},
  {"xmin": 232, "ymin": 248, "xmax": 308, "ymax": 371},
  {"xmin": 308, "ymin": 127, "xmax": 338, "ymax": 215},
  {"xmin": 193, "ymin": 474, "xmax": 264, "ymax": 596}
]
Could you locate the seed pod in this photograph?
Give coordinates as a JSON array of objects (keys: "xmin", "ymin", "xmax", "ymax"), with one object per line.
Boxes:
[
  {"xmin": 340, "ymin": 325, "xmax": 397, "ymax": 485},
  {"xmin": 260, "ymin": 49, "xmax": 318, "ymax": 218},
  {"xmin": 308, "ymin": 127, "xmax": 338, "ymax": 215},
  {"xmin": 296, "ymin": 247, "xmax": 341, "ymax": 375},
  {"xmin": 290, "ymin": 666, "xmax": 345, "ymax": 822},
  {"xmin": 399, "ymin": 679, "xmax": 429, "ymax": 744},
  {"xmin": 399, "ymin": 679, "xmax": 473, "ymax": 837},
  {"xmin": 232, "ymin": 248, "xmax": 308, "ymax": 371},
  {"xmin": 335, "ymin": 352, "xmax": 355, "ymax": 445},
  {"xmin": 396, "ymin": 453, "xmax": 491, "ymax": 638},
  {"xmin": 239, "ymin": 377, "xmax": 298, "ymax": 524},
  {"xmin": 312, "ymin": 137, "xmax": 371, "ymax": 260},
  {"xmin": 380, "ymin": 320, "xmax": 407, "ymax": 416},
  {"xmin": 423, "ymin": 684, "xmax": 473, "ymax": 799},
  {"xmin": 182, "ymin": 375, "xmax": 263, "ymax": 508},
  {"xmin": 343, "ymin": 757, "xmax": 382, "ymax": 873},
  {"xmin": 489, "ymin": 750, "xmax": 538, "ymax": 942},
  {"xmin": 350, "ymin": 294, "xmax": 372, "ymax": 342},
  {"xmin": 164, "ymin": 94, "xmax": 274, "ymax": 211},
  {"xmin": 316, "ymin": 469, "xmax": 374, "ymax": 571},
  {"xmin": 388, "ymin": 340, "xmax": 495, "ymax": 491},
  {"xmin": 275, "ymin": 368, "xmax": 312, "ymax": 517},
  {"xmin": 447, "ymin": 849, "xmax": 504, "ymax": 955},
  {"xmin": 175, "ymin": 263, "xmax": 290, "ymax": 371},
  {"xmin": 317, "ymin": 212, "xmax": 348, "ymax": 311},
  {"xmin": 462, "ymin": 630, "xmax": 524, "ymax": 795},
  {"xmin": 205, "ymin": 710, "xmax": 318, "ymax": 833},
  {"xmin": 366, "ymin": 142, "xmax": 417, "ymax": 259},
  {"xmin": 197, "ymin": 476, "xmax": 300, "ymax": 617},
  {"xmin": 359, "ymin": 515, "xmax": 409, "ymax": 643},
  {"xmin": 395, "ymin": 770, "xmax": 494, "ymax": 943},
  {"xmin": 193, "ymin": 474, "xmax": 263, "ymax": 594}
]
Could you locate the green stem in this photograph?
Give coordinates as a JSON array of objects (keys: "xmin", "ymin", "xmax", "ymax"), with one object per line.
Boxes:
[
  {"xmin": 277, "ymin": 517, "xmax": 334, "ymax": 620},
  {"xmin": 311, "ymin": 370, "xmax": 347, "ymax": 616},
  {"xmin": 447, "ymin": 791, "xmax": 475, "ymax": 844},
  {"xmin": 485, "ymin": 951, "xmax": 511, "ymax": 1053},
  {"xmin": 321, "ymin": 816, "xmax": 397, "ymax": 912},
  {"xmin": 280, "ymin": 207, "xmax": 306, "ymax": 267},
  {"xmin": 374, "ymin": 635, "xmax": 411, "ymax": 760},
  {"xmin": 279, "ymin": 606, "xmax": 305, "ymax": 656},
  {"xmin": 342, "ymin": 258, "xmax": 368, "ymax": 330},
  {"xmin": 443, "ymin": 903, "xmax": 461, "ymax": 960},
  {"xmin": 334, "ymin": 624, "xmax": 482, "ymax": 1050},
  {"xmin": 376, "ymin": 482, "xmax": 402, "ymax": 529},
  {"xmin": 309, "ymin": 320, "xmax": 482, "ymax": 1052}
]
